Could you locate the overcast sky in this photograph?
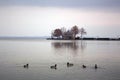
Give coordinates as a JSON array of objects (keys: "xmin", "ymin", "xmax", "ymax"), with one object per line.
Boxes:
[{"xmin": 0, "ymin": 0, "xmax": 120, "ymax": 37}]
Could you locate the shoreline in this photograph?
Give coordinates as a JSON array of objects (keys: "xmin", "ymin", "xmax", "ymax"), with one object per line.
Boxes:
[
  {"xmin": 47, "ymin": 37, "xmax": 120, "ymax": 41},
  {"xmin": 0, "ymin": 37, "xmax": 119, "ymax": 41}
]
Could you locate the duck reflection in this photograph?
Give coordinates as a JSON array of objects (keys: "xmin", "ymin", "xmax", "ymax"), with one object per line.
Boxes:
[{"xmin": 51, "ymin": 41, "xmax": 87, "ymax": 55}]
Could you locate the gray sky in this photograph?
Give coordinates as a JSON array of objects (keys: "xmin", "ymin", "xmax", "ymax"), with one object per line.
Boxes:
[
  {"xmin": 0, "ymin": 0, "xmax": 120, "ymax": 37},
  {"xmin": 1, "ymin": 0, "xmax": 120, "ymax": 8}
]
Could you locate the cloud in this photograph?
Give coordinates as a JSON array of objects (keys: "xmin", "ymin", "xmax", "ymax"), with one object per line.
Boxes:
[
  {"xmin": 0, "ymin": 6, "xmax": 120, "ymax": 37},
  {"xmin": 0, "ymin": 1, "xmax": 120, "ymax": 37},
  {"xmin": 0, "ymin": 0, "xmax": 120, "ymax": 10}
]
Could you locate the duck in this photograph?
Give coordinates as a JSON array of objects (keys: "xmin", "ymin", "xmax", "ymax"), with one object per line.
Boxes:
[
  {"xmin": 67, "ymin": 62, "xmax": 74, "ymax": 67},
  {"xmin": 50, "ymin": 64, "xmax": 57, "ymax": 69},
  {"xmin": 82, "ymin": 64, "xmax": 86, "ymax": 68},
  {"xmin": 95, "ymin": 64, "xmax": 98, "ymax": 69},
  {"xmin": 23, "ymin": 64, "xmax": 29, "ymax": 68}
]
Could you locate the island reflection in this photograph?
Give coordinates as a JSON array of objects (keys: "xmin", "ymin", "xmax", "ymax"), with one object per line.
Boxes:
[{"xmin": 51, "ymin": 41, "xmax": 87, "ymax": 55}]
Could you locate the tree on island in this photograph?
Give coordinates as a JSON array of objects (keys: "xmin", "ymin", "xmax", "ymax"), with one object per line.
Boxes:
[
  {"xmin": 51, "ymin": 26, "xmax": 87, "ymax": 39},
  {"xmin": 71, "ymin": 25, "xmax": 79, "ymax": 39},
  {"xmin": 51, "ymin": 28, "xmax": 62, "ymax": 38},
  {"xmin": 79, "ymin": 27, "xmax": 87, "ymax": 39},
  {"xmin": 61, "ymin": 27, "xmax": 66, "ymax": 37}
]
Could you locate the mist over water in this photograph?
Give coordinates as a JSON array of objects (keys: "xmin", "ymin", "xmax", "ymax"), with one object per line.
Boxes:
[{"xmin": 0, "ymin": 39, "xmax": 120, "ymax": 80}]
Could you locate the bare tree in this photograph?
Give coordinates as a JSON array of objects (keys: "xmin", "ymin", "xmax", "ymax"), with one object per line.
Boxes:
[
  {"xmin": 71, "ymin": 25, "xmax": 79, "ymax": 39},
  {"xmin": 79, "ymin": 27, "xmax": 87, "ymax": 39},
  {"xmin": 52, "ymin": 28, "xmax": 62, "ymax": 38},
  {"xmin": 61, "ymin": 27, "xmax": 66, "ymax": 38}
]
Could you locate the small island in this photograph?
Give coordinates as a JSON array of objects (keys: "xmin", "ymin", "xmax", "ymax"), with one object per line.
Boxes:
[{"xmin": 47, "ymin": 25, "xmax": 120, "ymax": 41}]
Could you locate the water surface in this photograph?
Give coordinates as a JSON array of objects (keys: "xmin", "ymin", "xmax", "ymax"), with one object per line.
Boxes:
[{"xmin": 0, "ymin": 39, "xmax": 120, "ymax": 80}]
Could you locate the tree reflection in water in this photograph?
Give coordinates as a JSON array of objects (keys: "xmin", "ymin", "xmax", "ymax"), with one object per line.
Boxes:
[{"xmin": 51, "ymin": 41, "xmax": 87, "ymax": 56}]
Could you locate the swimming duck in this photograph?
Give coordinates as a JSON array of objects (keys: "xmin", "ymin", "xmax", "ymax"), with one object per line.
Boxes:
[
  {"xmin": 67, "ymin": 62, "xmax": 74, "ymax": 67},
  {"xmin": 50, "ymin": 64, "xmax": 57, "ymax": 69},
  {"xmin": 82, "ymin": 64, "xmax": 86, "ymax": 68},
  {"xmin": 23, "ymin": 64, "xmax": 29, "ymax": 68},
  {"xmin": 95, "ymin": 64, "xmax": 98, "ymax": 69}
]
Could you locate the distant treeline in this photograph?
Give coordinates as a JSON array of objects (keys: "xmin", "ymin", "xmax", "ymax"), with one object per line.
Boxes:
[{"xmin": 0, "ymin": 37, "xmax": 46, "ymax": 39}]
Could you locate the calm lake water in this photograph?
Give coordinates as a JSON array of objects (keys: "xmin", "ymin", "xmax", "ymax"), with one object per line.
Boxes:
[{"xmin": 0, "ymin": 39, "xmax": 120, "ymax": 80}]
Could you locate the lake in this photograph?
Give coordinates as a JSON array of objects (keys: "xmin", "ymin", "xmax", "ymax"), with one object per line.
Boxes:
[{"xmin": 0, "ymin": 39, "xmax": 120, "ymax": 80}]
